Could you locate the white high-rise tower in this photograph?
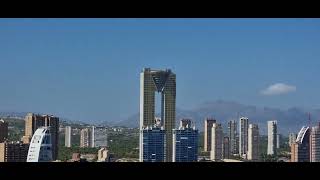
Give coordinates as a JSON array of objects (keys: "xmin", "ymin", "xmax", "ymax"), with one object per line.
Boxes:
[
  {"xmin": 267, "ymin": 120, "xmax": 277, "ymax": 155},
  {"xmin": 239, "ymin": 117, "xmax": 249, "ymax": 158},
  {"xmin": 65, "ymin": 126, "xmax": 71, "ymax": 147}
]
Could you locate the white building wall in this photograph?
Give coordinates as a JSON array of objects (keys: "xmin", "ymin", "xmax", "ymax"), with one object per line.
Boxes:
[{"xmin": 267, "ymin": 120, "xmax": 277, "ymax": 155}]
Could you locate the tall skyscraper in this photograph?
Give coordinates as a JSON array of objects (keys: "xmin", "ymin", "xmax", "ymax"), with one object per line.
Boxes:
[
  {"xmin": 91, "ymin": 126, "xmax": 95, "ymax": 148},
  {"xmin": 239, "ymin": 117, "xmax": 249, "ymax": 158},
  {"xmin": 223, "ymin": 137, "xmax": 230, "ymax": 159},
  {"xmin": 267, "ymin": 120, "xmax": 277, "ymax": 155},
  {"xmin": 0, "ymin": 119, "xmax": 8, "ymax": 143},
  {"xmin": 310, "ymin": 123, "xmax": 320, "ymax": 162},
  {"xmin": 210, "ymin": 123, "xmax": 223, "ymax": 161},
  {"xmin": 291, "ymin": 126, "xmax": 310, "ymax": 162},
  {"xmin": 80, "ymin": 128, "xmax": 92, "ymax": 148},
  {"xmin": 141, "ymin": 125, "xmax": 165, "ymax": 162},
  {"xmin": 228, "ymin": 120, "xmax": 238, "ymax": 154},
  {"xmin": 23, "ymin": 113, "xmax": 59, "ymax": 160},
  {"xmin": 289, "ymin": 133, "xmax": 297, "ymax": 147},
  {"xmin": 65, "ymin": 126, "xmax": 72, "ymax": 147},
  {"xmin": 248, "ymin": 124, "xmax": 259, "ymax": 161},
  {"xmin": 27, "ymin": 127, "xmax": 53, "ymax": 162},
  {"xmin": 173, "ymin": 119, "xmax": 198, "ymax": 162},
  {"xmin": 0, "ymin": 142, "xmax": 29, "ymax": 162},
  {"xmin": 276, "ymin": 134, "xmax": 280, "ymax": 149},
  {"xmin": 204, "ymin": 118, "xmax": 216, "ymax": 152},
  {"xmin": 139, "ymin": 68, "xmax": 176, "ymax": 162}
]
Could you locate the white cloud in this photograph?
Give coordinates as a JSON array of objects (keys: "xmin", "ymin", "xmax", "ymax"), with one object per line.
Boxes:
[{"xmin": 261, "ymin": 83, "xmax": 296, "ymax": 95}]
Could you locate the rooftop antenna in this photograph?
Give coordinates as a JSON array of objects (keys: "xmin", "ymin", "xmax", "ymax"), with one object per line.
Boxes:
[{"xmin": 308, "ymin": 112, "xmax": 312, "ymax": 128}]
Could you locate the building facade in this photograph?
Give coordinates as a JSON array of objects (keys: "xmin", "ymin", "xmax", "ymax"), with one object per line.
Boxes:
[
  {"xmin": 311, "ymin": 123, "xmax": 320, "ymax": 162},
  {"xmin": 97, "ymin": 147, "xmax": 110, "ymax": 162},
  {"xmin": 204, "ymin": 118, "xmax": 216, "ymax": 152},
  {"xmin": 289, "ymin": 133, "xmax": 297, "ymax": 147},
  {"xmin": 65, "ymin": 126, "xmax": 72, "ymax": 147},
  {"xmin": 141, "ymin": 126, "xmax": 165, "ymax": 162},
  {"xmin": 0, "ymin": 142, "xmax": 29, "ymax": 162},
  {"xmin": 0, "ymin": 119, "xmax": 8, "ymax": 143},
  {"xmin": 210, "ymin": 123, "xmax": 223, "ymax": 161},
  {"xmin": 248, "ymin": 124, "xmax": 259, "ymax": 161},
  {"xmin": 93, "ymin": 126, "xmax": 108, "ymax": 148},
  {"xmin": 23, "ymin": 113, "xmax": 59, "ymax": 160},
  {"xmin": 239, "ymin": 117, "xmax": 249, "ymax": 158},
  {"xmin": 27, "ymin": 127, "xmax": 53, "ymax": 162},
  {"xmin": 91, "ymin": 126, "xmax": 95, "ymax": 148},
  {"xmin": 228, "ymin": 120, "xmax": 238, "ymax": 154},
  {"xmin": 173, "ymin": 120, "xmax": 198, "ymax": 162},
  {"xmin": 291, "ymin": 126, "xmax": 310, "ymax": 162},
  {"xmin": 223, "ymin": 137, "xmax": 230, "ymax": 159},
  {"xmin": 139, "ymin": 68, "xmax": 176, "ymax": 162},
  {"xmin": 80, "ymin": 128, "xmax": 92, "ymax": 148},
  {"xmin": 267, "ymin": 120, "xmax": 277, "ymax": 155},
  {"xmin": 180, "ymin": 119, "xmax": 192, "ymax": 128}
]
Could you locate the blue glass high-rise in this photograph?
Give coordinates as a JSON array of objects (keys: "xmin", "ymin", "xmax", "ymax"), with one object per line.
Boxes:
[
  {"xmin": 173, "ymin": 119, "xmax": 198, "ymax": 162},
  {"xmin": 142, "ymin": 126, "xmax": 165, "ymax": 162}
]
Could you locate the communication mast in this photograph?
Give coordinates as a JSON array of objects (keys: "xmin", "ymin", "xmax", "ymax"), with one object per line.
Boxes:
[{"xmin": 308, "ymin": 112, "xmax": 312, "ymax": 128}]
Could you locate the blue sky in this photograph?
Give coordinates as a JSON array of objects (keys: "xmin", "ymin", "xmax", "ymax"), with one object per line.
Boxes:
[{"xmin": 0, "ymin": 18, "xmax": 320, "ymax": 123}]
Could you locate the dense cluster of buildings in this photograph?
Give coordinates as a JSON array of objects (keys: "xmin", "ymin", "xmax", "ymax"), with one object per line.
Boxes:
[
  {"xmin": 0, "ymin": 113, "xmax": 109, "ymax": 162},
  {"xmin": 139, "ymin": 68, "xmax": 291, "ymax": 162},
  {"xmin": 204, "ymin": 117, "xmax": 278, "ymax": 162},
  {"xmin": 139, "ymin": 68, "xmax": 276, "ymax": 162},
  {"xmin": 76, "ymin": 126, "xmax": 108, "ymax": 148},
  {"xmin": 290, "ymin": 123, "xmax": 320, "ymax": 162},
  {"xmin": 1, "ymin": 67, "xmax": 320, "ymax": 163},
  {"xmin": 0, "ymin": 114, "xmax": 59, "ymax": 162}
]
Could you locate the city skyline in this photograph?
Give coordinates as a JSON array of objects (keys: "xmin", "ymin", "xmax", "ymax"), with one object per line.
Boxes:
[
  {"xmin": 1, "ymin": 18, "xmax": 320, "ymax": 163},
  {"xmin": 0, "ymin": 96, "xmax": 318, "ymax": 162},
  {"xmin": 1, "ymin": 18, "xmax": 320, "ymax": 123}
]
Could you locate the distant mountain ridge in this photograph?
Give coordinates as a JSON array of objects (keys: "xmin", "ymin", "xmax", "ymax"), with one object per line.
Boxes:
[
  {"xmin": 0, "ymin": 111, "xmax": 89, "ymax": 125},
  {"xmin": 0, "ymin": 112, "xmax": 28, "ymax": 119},
  {"xmin": 101, "ymin": 100, "xmax": 320, "ymax": 135},
  {"xmin": 3, "ymin": 100, "xmax": 319, "ymax": 135}
]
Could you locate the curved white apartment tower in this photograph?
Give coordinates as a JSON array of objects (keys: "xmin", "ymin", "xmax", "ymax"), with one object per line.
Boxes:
[
  {"xmin": 291, "ymin": 126, "xmax": 310, "ymax": 162},
  {"xmin": 27, "ymin": 127, "xmax": 53, "ymax": 162}
]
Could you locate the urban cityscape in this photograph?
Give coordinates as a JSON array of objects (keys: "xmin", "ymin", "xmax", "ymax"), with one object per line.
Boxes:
[
  {"xmin": 0, "ymin": 67, "xmax": 319, "ymax": 162},
  {"xmin": 1, "ymin": 18, "xmax": 320, "ymax": 162}
]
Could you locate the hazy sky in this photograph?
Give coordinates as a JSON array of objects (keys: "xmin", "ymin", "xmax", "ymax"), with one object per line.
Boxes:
[{"xmin": 1, "ymin": 18, "xmax": 320, "ymax": 123}]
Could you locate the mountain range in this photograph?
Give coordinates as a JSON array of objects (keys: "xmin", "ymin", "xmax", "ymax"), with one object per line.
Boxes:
[
  {"xmin": 101, "ymin": 100, "xmax": 320, "ymax": 135},
  {"xmin": 0, "ymin": 112, "xmax": 87, "ymax": 125},
  {"xmin": 2, "ymin": 100, "xmax": 319, "ymax": 135}
]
